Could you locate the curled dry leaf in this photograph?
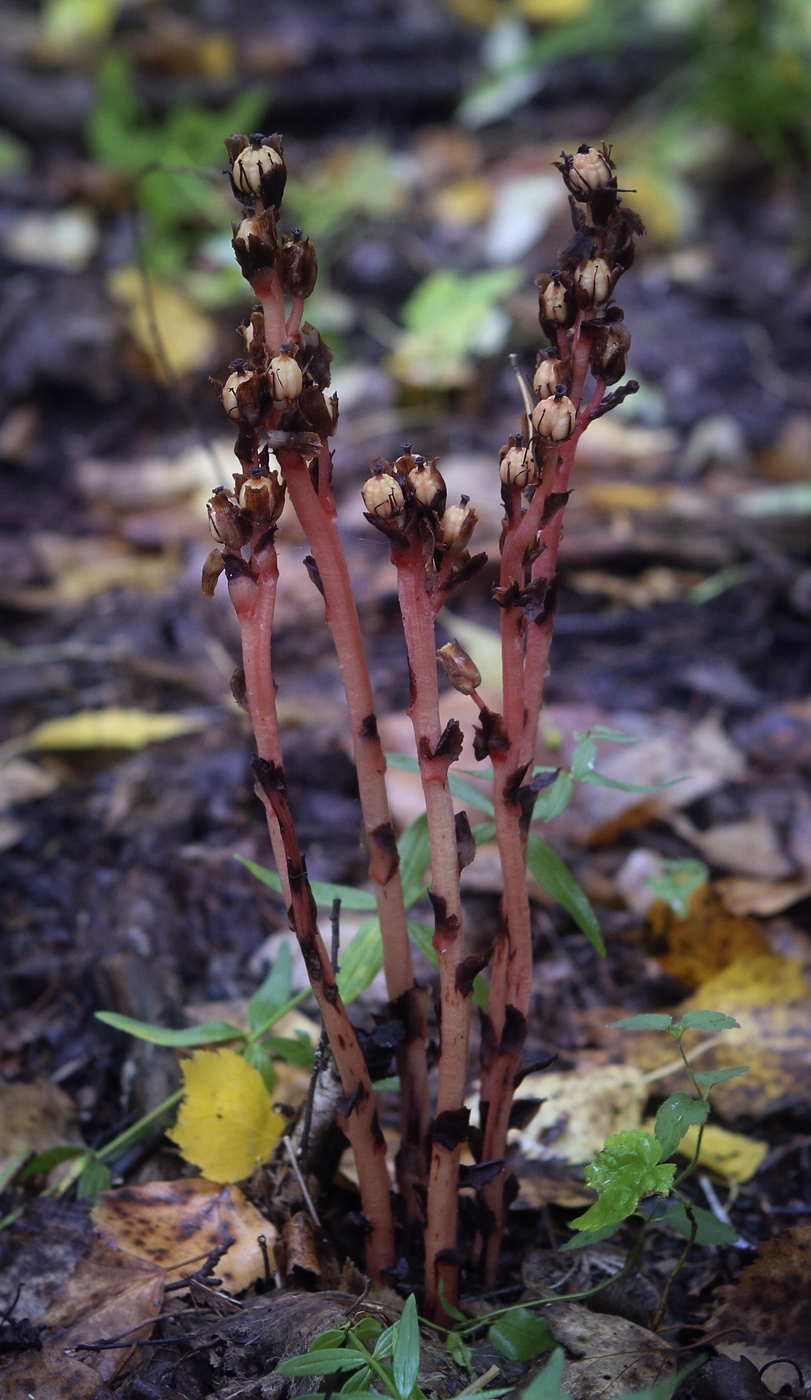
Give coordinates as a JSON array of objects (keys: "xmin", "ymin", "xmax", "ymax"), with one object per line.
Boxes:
[
  {"xmin": 92, "ymin": 1177, "xmax": 275, "ymax": 1293},
  {"xmin": 716, "ymin": 1225, "xmax": 811, "ymax": 1368},
  {"xmin": 546, "ymin": 1301, "xmax": 676, "ymax": 1400}
]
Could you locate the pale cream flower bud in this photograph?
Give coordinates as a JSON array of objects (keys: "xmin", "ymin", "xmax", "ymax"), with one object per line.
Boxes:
[
  {"xmin": 407, "ymin": 456, "xmax": 446, "ymax": 511},
  {"xmin": 500, "ymin": 443, "xmax": 537, "ymax": 490},
  {"xmin": 268, "ymin": 347, "xmax": 303, "ymax": 403},
  {"xmin": 570, "ymin": 146, "xmax": 613, "ymax": 194},
  {"xmin": 575, "ymin": 257, "xmax": 612, "ymax": 305},
  {"xmin": 533, "ymin": 356, "xmax": 566, "ymax": 399},
  {"xmin": 436, "ymin": 496, "xmax": 476, "ymax": 555},
  {"xmin": 232, "ymin": 141, "xmax": 284, "ymax": 201},
  {"xmin": 362, "ymin": 470, "xmax": 405, "ymax": 520},
  {"xmin": 222, "ymin": 364, "xmax": 255, "ymax": 421},
  {"xmin": 531, "ymin": 388, "xmax": 576, "ymax": 442},
  {"xmin": 541, "ymin": 276, "xmax": 571, "ymax": 325}
]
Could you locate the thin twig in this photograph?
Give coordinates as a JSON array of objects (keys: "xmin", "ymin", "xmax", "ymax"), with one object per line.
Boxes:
[{"xmin": 283, "ymin": 1135, "xmax": 322, "ymax": 1228}]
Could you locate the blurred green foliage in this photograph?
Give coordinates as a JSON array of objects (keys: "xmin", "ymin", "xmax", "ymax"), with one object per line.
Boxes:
[
  {"xmin": 460, "ymin": 0, "xmax": 811, "ymax": 170},
  {"xmin": 87, "ymin": 52, "xmax": 266, "ymax": 278}
]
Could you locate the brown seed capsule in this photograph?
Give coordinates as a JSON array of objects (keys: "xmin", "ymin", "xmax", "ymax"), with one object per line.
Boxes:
[
  {"xmin": 277, "ymin": 230, "xmax": 318, "ymax": 299},
  {"xmin": 590, "ymin": 322, "xmax": 631, "ymax": 385},
  {"xmin": 239, "ymin": 469, "xmax": 286, "ymax": 527},
  {"xmin": 500, "ymin": 443, "xmax": 537, "ymax": 490},
  {"xmin": 407, "ymin": 456, "xmax": 446, "ymax": 512},
  {"xmin": 207, "ymin": 488, "xmax": 251, "ymax": 551},
  {"xmin": 232, "ymin": 208, "xmax": 278, "ymax": 279},
  {"xmin": 436, "ymin": 496, "xmax": 477, "ymax": 555},
  {"xmin": 531, "ymin": 387, "xmax": 576, "ymax": 442},
  {"xmin": 575, "ymin": 257, "xmax": 613, "ymax": 305},
  {"xmin": 232, "ymin": 135, "xmax": 285, "ymax": 204},
  {"xmin": 362, "ymin": 468, "xmax": 405, "ymax": 520},
  {"xmin": 222, "ymin": 362, "xmax": 257, "ymax": 421},
  {"xmin": 533, "ymin": 355, "xmax": 566, "ymax": 399},
  {"xmin": 437, "ymin": 639, "xmax": 482, "ymax": 696},
  {"xmin": 541, "ymin": 274, "xmax": 573, "ymax": 325},
  {"xmin": 201, "ymin": 547, "xmax": 226, "ymax": 597},
  {"xmin": 268, "ymin": 347, "xmax": 303, "ymax": 403},
  {"xmin": 569, "ymin": 145, "xmax": 614, "ymax": 195}
]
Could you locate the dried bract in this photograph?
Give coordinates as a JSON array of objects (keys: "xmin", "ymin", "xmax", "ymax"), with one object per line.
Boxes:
[
  {"xmin": 277, "ymin": 231, "xmax": 318, "ymax": 299},
  {"xmin": 437, "ymin": 639, "xmax": 482, "ymax": 696}
]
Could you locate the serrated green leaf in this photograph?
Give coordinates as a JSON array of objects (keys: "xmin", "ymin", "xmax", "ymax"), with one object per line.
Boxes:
[
  {"xmin": 573, "ymin": 1130, "xmax": 676, "ymax": 1231},
  {"xmin": 677, "ymin": 1010, "xmax": 740, "ymax": 1032},
  {"xmin": 337, "ymin": 918, "xmax": 383, "ymax": 1004},
  {"xmin": 607, "ymin": 1013, "xmax": 673, "ymax": 1030},
  {"xmin": 559, "ymin": 1222, "xmax": 622, "ymax": 1251},
  {"xmin": 95, "ymin": 1012, "xmax": 245, "ymax": 1046},
  {"xmin": 238, "ymin": 856, "xmax": 378, "ymax": 911},
  {"xmin": 398, "ymin": 814, "xmax": 431, "ymax": 907},
  {"xmin": 520, "ymin": 1347, "xmax": 571, "ymax": 1400},
  {"xmin": 393, "ymin": 1294, "xmax": 420, "ymax": 1399},
  {"xmin": 278, "ymin": 1351, "xmax": 369, "ymax": 1378},
  {"xmin": 694, "ymin": 1066, "xmax": 750, "ymax": 1088},
  {"xmin": 248, "ymin": 939, "xmax": 294, "ymax": 1033},
  {"xmin": 263, "ymin": 1036, "xmax": 316, "ymax": 1070},
  {"xmin": 489, "ymin": 1308, "xmax": 554, "ymax": 1363},
  {"xmin": 644, "ymin": 858, "xmax": 709, "ymax": 917},
  {"xmin": 570, "ymin": 738, "xmax": 597, "ymax": 780},
  {"xmin": 526, "ymin": 835, "xmax": 605, "ymax": 956},
  {"xmin": 77, "ymin": 1155, "xmax": 112, "ymax": 1201},
  {"xmin": 241, "ymin": 1041, "xmax": 275, "ymax": 1094},
  {"xmin": 532, "ymin": 772, "xmax": 574, "ymax": 821},
  {"xmin": 659, "ymin": 1201, "xmax": 738, "ymax": 1245},
  {"xmin": 19, "ymin": 1145, "xmax": 86, "ymax": 1183},
  {"xmin": 654, "ymin": 1093, "xmax": 709, "ymax": 1159}
]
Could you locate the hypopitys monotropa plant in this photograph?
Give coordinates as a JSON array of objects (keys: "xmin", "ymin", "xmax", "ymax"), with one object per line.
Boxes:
[{"xmin": 204, "ymin": 134, "xmax": 642, "ymax": 1318}]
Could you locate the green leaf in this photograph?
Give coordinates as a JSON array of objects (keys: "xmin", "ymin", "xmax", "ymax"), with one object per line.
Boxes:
[
  {"xmin": 559, "ymin": 1222, "xmax": 622, "ymax": 1251},
  {"xmin": 354, "ymin": 1318, "xmax": 383, "ymax": 1342},
  {"xmin": 677, "ymin": 1010, "xmax": 740, "ymax": 1032},
  {"xmin": 238, "ymin": 856, "xmax": 378, "ymax": 911},
  {"xmin": 385, "ymin": 753, "xmax": 495, "ymax": 817},
  {"xmin": 489, "ymin": 1308, "xmax": 554, "ymax": 1363},
  {"xmin": 76, "ymin": 1155, "xmax": 112, "ymax": 1201},
  {"xmin": 573, "ymin": 1130, "xmax": 676, "ymax": 1231},
  {"xmin": 446, "ymin": 1331, "xmax": 473, "ymax": 1371},
  {"xmin": 520, "ymin": 1348, "xmax": 571, "ymax": 1400},
  {"xmin": 526, "ymin": 835, "xmax": 605, "ymax": 956},
  {"xmin": 645, "ymin": 859, "xmax": 709, "ymax": 917},
  {"xmin": 438, "ymin": 1281, "xmax": 469, "ymax": 1325},
  {"xmin": 240, "ymin": 1041, "xmax": 275, "ymax": 1095},
  {"xmin": 607, "ymin": 1013, "xmax": 673, "ymax": 1031},
  {"xmin": 249, "ymin": 940, "xmax": 294, "ymax": 1033},
  {"xmin": 340, "ymin": 1374, "xmax": 372, "ymax": 1395},
  {"xmin": 570, "ymin": 738, "xmax": 597, "ymax": 781},
  {"xmin": 694, "ymin": 1066, "xmax": 750, "ymax": 1088},
  {"xmin": 585, "ymin": 726, "xmax": 639, "ymax": 745},
  {"xmin": 393, "ymin": 267, "xmax": 523, "ymax": 388},
  {"xmin": 263, "ymin": 1036, "xmax": 317, "ymax": 1070},
  {"xmin": 393, "ymin": 1294, "xmax": 420, "ymax": 1399},
  {"xmin": 372, "ymin": 1076, "xmax": 400, "ymax": 1093},
  {"xmin": 398, "ymin": 814, "xmax": 431, "ymax": 907},
  {"xmin": 95, "ymin": 1012, "xmax": 245, "ymax": 1046},
  {"xmin": 654, "ymin": 1093, "xmax": 710, "ymax": 1160},
  {"xmin": 277, "ymin": 1351, "xmax": 370, "ymax": 1378},
  {"xmin": 659, "ymin": 1201, "xmax": 738, "ymax": 1245},
  {"xmin": 309, "ymin": 1331, "xmax": 349, "ymax": 1351},
  {"xmin": 408, "ymin": 921, "xmax": 489, "ymax": 1010},
  {"xmin": 472, "ymin": 821, "xmax": 497, "ymax": 845},
  {"xmin": 532, "ymin": 773, "xmax": 574, "ymax": 822},
  {"xmin": 19, "ymin": 1145, "xmax": 86, "ymax": 1183},
  {"xmin": 337, "ymin": 919, "xmax": 383, "ymax": 1004}
]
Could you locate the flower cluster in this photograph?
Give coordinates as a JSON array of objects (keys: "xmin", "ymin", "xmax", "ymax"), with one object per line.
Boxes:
[{"xmin": 361, "ymin": 450, "xmax": 485, "ymax": 587}]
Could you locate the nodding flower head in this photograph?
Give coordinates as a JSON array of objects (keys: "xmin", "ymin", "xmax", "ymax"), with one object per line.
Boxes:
[
  {"xmin": 575, "ymin": 256, "xmax": 614, "ymax": 306},
  {"xmin": 563, "ymin": 144, "xmax": 615, "ymax": 197},
  {"xmin": 221, "ymin": 361, "xmax": 265, "ymax": 424},
  {"xmin": 362, "ymin": 464, "xmax": 406, "ymax": 522},
  {"xmin": 435, "ymin": 496, "xmax": 477, "ymax": 556},
  {"xmin": 538, "ymin": 271, "xmax": 575, "ymax": 329},
  {"xmin": 406, "ymin": 456, "xmax": 446, "ymax": 513},
  {"xmin": 207, "ymin": 487, "xmax": 251, "ymax": 551},
  {"xmin": 500, "ymin": 441, "xmax": 538, "ymax": 491},
  {"xmin": 531, "ymin": 385, "xmax": 576, "ymax": 442},
  {"xmin": 436, "ymin": 639, "xmax": 482, "ymax": 696},
  {"xmin": 533, "ymin": 353, "xmax": 567, "ymax": 400}
]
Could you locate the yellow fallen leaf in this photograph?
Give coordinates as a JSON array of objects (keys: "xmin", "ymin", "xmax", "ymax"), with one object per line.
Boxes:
[
  {"xmin": 109, "ymin": 266, "xmax": 217, "ymax": 380},
  {"xmin": 23, "ymin": 707, "xmax": 208, "ymax": 751},
  {"xmin": 686, "ymin": 955, "xmax": 810, "ymax": 1009},
  {"xmin": 646, "ymin": 886, "xmax": 770, "ymax": 990},
  {"xmin": 168, "ymin": 1049, "xmax": 287, "ymax": 1183},
  {"xmin": 515, "ymin": 0, "xmax": 592, "ymax": 19},
  {"xmin": 507, "ymin": 1063, "xmax": 648, "ymax": 1165}
]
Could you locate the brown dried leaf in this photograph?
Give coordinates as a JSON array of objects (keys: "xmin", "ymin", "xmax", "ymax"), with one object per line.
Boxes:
[
  {"xmin": 716, "ymin": 875, "xmax": 811, "ymax": 917},
  {"xmin": 717, "ymin": 1225, "xmax": 811, "ymax": 1367},
  {"xmin": 0, "ymin": 1080, "xmax": 82, "ymax": 1177},
  {"xmin": 41, "ymin": 1237, "xmax": 164, "ymax": 1384},
  {"xmin": 546, "ymin": 1301, "xmax": 676, "ymax": 1400},
  {"xmin": 92, "ymin": 1177, "xmax": 274, "ymax": 1293},
  {"xmin": 0, "ymin": 1343, "xmax": 109, "ymax": 1399}
]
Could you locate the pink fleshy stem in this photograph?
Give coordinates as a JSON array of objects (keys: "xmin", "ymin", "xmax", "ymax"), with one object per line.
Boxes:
[
  {"xmin": 285, "ymin": 294, "xmax": 305, "ymax": 341},
  {"xmin": 394, "ymin": 533, "xmax": 472, "ymax": 1322},
  {"xmin": 251, "ymin": 754, "xmax": 395, "ymax": 1280},
  {"xmin": 276, "ymin": 449, "xmax": 432, "ymax": 1215}
]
